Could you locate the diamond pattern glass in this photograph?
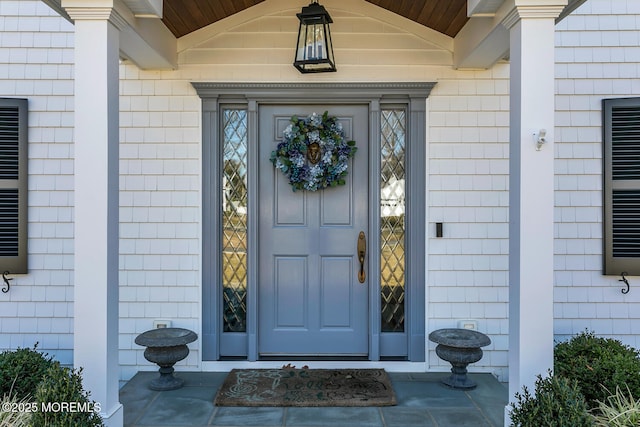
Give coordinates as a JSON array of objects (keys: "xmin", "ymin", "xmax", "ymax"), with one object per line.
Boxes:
[
  {"xmin": 222, "ymin": 109, "xmax": 248, "ymax": 332},
  {"xmin": 380, "ymin": 109, "xmax": 406, "ymax": 333}
]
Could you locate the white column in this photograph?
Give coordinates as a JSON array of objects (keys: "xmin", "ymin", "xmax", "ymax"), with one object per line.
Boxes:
[
  {"xmin": 62, "ymin": 1, "xmax": 124, "ymax": 425},
  {"xmin": 503, "ymin": 1, "xmax": 566, "ymax": 421}
]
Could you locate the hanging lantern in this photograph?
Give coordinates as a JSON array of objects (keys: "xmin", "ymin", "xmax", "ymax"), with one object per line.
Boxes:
[{"xmin": 293, "ymin": 1, "xmax": 337, "ymax": 73}]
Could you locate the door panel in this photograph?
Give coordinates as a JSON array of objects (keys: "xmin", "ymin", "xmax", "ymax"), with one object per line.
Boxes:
[
  {"xmin": 320, "ymin": 256, "xmax": 353, "ymax": 327},
  {"xmin": 321, "ymin": 188, "xmax": 352, "ymax": 225},
  {"xmin": 274, "ymin": 256, "xmax": 307, "ymax": 327},
  {"xmin": 258, "ymin": 104, "xmax": 369, "ymax": 356}
]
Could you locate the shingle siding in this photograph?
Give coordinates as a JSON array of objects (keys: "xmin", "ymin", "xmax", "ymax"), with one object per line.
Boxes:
[
  {"xmin": 555, "ymin": 0, "xmax": 640, "ymax": 350},
  {"xmin": 0, "ymin": 1, "xmax": 74, "ymax": 365},
  {"xmin": 427, "ymin": 70, "xmax": 510, "ymax": 380},
  {"xmin": 118, "ymin": 74, "xmax": 201, "ymax": 380}
]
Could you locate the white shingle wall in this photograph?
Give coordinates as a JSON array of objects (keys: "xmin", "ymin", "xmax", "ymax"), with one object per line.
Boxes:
[
  {"xmin": 0, "ymin": 1, "xmax": 75, "ymax": 364},
  {"xmin": 2, "ymin": 0, "xmax": 639, "ymax": 383},
  {"xmin": 554, "ymin": 0, "xmax": 640, "ymax": 351},
  {"xmin": 428, "ymin": 68, "xmax": 510, "ymax": 381},
  {"xmin": 118, "ymin": 66, "xmax": 202, "ymax": 380}
]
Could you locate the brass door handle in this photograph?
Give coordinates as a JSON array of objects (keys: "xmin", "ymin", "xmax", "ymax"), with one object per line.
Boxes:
[{"xmin": 357, "ymin": 231, "xmax": 366, "ymax": 283}]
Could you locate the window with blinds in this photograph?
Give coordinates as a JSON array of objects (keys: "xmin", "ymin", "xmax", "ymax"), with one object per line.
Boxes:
[
  {"xmin": 603, "ymin": 98, "xmax": 640, "ymax": 275},
  {"xmin": 0, "ymin": 98, "xmax": 28, "ymax": 274}
]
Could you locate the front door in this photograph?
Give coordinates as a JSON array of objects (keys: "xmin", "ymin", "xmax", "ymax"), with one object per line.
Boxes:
[{"xmin": 258, "ymin": 104, "xmax": 369, "ymax": 357}]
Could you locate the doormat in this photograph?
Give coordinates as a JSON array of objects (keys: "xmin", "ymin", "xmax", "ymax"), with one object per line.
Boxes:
[{"xmin": 214, "ymin": 368, "xmax": 396, "ymax": 407}]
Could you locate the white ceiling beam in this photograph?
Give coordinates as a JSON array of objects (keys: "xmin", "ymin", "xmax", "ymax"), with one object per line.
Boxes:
[
  {"xmin": 117, "ymin": 8, "xmax": 177, "ymax": 70},
  {"xmin": 467, "ymin": 0, "xmax": 504, "ymax": 17},
  {"xmin": 453, "ymin": 16, "xmax": 509, "ymax": 69},
  {"xmin": 44, "ymin": 0, "xmax": 176, "ymax": 70},
  {"xmin": 453, "ymin": 0, "xmax": 512, "ymax": 69},
  {"xmin": 124, "ymin": 0, "xmax": 162, "ymax": 18},
  {"xmin": 454, "ymin": 0, "xmax": 583, "ymax": 69}
]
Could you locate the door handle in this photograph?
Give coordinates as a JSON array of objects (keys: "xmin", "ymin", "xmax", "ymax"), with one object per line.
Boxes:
[{"xmin": 357, "ymin": 231, "xmax": 366, "ymax": 283}]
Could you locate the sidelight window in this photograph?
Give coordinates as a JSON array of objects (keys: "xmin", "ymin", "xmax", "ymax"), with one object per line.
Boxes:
[
  {"xmin": 380, "ymin": 109, "xmax": 406, "ymax": 333},
  {"xmin": 222, "ymin": 109, "xmax": 248, "ymax": 332}
]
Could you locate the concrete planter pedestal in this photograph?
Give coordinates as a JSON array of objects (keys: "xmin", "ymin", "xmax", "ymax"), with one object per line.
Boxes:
[
  {"xmin": 428, "ymin": 328, "xmax": 491, "ymax": 390},
  {"xmin": 135, "ymin": 328, "xmax": 198, "ymax": 391}
]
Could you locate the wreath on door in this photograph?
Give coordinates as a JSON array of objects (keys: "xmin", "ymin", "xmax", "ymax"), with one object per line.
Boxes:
[{"xmin": 270, "ymin": 111, "xmax": 357, "ymax": 192}]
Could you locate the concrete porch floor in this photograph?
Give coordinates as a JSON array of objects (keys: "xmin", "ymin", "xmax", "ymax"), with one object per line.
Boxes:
[{"xmin": 120, "ymin": 371, "xmax": 508, "ymax": 427}]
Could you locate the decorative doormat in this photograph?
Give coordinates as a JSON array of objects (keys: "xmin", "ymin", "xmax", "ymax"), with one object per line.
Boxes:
[{"xmin": 214, "ymin": 368, "xmax": 397, "ymax": 407}]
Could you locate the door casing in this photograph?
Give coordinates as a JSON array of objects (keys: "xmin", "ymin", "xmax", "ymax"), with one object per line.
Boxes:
[{"xmin": 194, "ymin": 82, "xmax": 435, "ymax": 362}]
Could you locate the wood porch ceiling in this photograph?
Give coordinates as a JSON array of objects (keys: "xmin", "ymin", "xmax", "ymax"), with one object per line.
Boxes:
[{"xmin": 162, "ymin": 0, "xmax": 469, "ymax": 39}]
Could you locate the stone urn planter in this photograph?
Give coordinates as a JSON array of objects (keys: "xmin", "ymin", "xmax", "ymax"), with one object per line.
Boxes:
[
  {"xmin": 428, "ymin": 328, "xmax": 491, "ymax": 390},
  {"xmin": 135, "ymin": 327, "xmax": 198, "ymax": 391}
]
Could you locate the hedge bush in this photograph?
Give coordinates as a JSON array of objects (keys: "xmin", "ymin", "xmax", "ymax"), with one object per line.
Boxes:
[
  {"xmin": 554, "ymin": 330, "xmax": 640, "ymax": 408},
  {"xmin": 0, "ymin": 346, "xmax": 103, "ymax": 427},
  {"xmin": 30, "ymin": 363, "xmax": 104, "ymax": 427},
  {"xmin": 0, "ymin": 344, "xmax": 55, "ymax": 399},
  {"xmin": 509, "ymin": 372, "xmax": 593, "ymax": 427}
]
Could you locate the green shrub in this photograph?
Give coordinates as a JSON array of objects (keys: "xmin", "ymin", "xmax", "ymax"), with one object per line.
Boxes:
[
  {"xmin": 592, "ymin": 386, "xmax": 640, "ymax": 427},
  {"xmin": 554, "ymin": 331, "xmax": 640, "ymax": 408},
  {"xmin": 0, "ymin": 344, "xmax": 55, "ymax": 399},
  {"xmin": 30, "ymin": 362, "xmax": 103, "ymax": 427},
  {"xmin": 509, "ymin": 372, "xmax": 593, "ymax": 427}
]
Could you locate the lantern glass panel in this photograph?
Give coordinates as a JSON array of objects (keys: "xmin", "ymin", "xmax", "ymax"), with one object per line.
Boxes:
[{"xmin": 293, "ymin": 3, "xmax": 336, "ymax": 73}]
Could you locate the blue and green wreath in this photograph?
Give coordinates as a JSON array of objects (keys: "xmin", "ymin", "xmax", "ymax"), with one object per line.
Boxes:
[{"xmin": 270, "ymin": 111, "xmax": 357, "ymax": 192}]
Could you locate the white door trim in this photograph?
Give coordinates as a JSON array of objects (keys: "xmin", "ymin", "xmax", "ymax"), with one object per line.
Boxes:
[{"xmin": 194, "ymin": 82, "xmax": 435, "ymax": 363}]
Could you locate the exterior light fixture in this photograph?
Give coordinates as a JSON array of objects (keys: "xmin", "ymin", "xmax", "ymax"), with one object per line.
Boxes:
[{"xmin": 294, "ymin": 1, "xmax": 336, "ymax": 73}]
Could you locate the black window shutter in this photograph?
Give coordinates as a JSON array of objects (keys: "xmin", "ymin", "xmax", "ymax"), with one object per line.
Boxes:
[
  {"xmin": 603, "ymin": 98, "xmax": 640, "ymax": 275},
  {"xmin": 0, "ymin": 98, "xmax": 28, "ymax": 274}
]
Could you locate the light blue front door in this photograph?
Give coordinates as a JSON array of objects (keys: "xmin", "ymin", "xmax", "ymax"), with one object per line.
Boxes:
[{"xmin": 258, "ymin": 104, "xmax": 369, "ymax": 357}]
